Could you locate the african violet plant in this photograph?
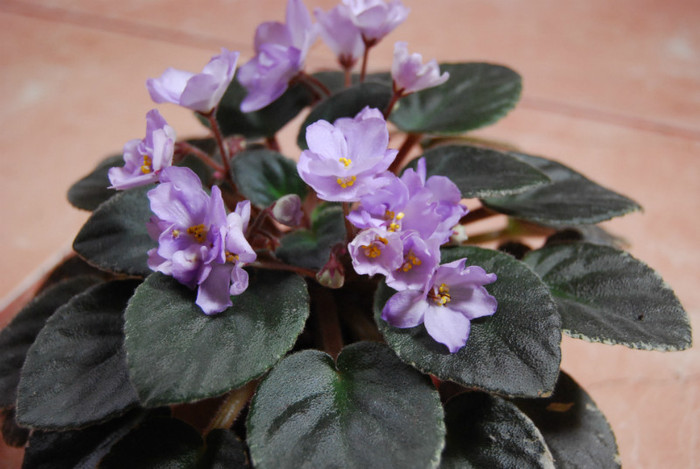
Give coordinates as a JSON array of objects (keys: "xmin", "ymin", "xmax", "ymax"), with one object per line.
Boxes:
[{"xmin": 0, "ymin": 0, "xmax": 692, "ymax": 467}]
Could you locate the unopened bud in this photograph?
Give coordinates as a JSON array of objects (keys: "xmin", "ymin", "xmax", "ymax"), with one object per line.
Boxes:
[
  {"xmin": 272, "ymin": 194, "xmax": 303, "ymax": 227},
  {"xmin": 316, "ymin": 243, "xmax": 346, "ymax": 289}
]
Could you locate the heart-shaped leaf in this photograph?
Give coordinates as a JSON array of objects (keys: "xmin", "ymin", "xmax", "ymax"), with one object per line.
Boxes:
[
  {"xmin": 211, "ymin": 78, "xmax": 314, "ymax": 139},
  {"xmin": 297, "ymin": 82, "xmax": 392, "ymax": 149},
  {"xmin": 390, "ymin": 63, "xmax": 522, "ymax": 134},
  {"xmin": 405, "ymin": 145, "xmax": 551, "ymax": 198},
  {"xmin": 125, "ymin": 270, "xmax": 310, "ymax": 407},
  {"xmin": 523, "ymin": 243, "xmax": 691, "ymax": 350},
  {"xmin": 247, "ymin": 342, "xmax": 445, "ymax": 469},
  {"xmin": 22, "ymin": 409, "xmax": 148, "ymax": 469},
  {"xmin": 16, "ymin": 280, "xmax": 141, "ymax": 429},
  {"xmin": 276, "ymin": 203, "xmax": 346, "ymax": 270},
  {"xmin": 484, "ymin": 152, "xmax": 641, "ymax": 226},
  {"xmin": 73, "ymin": 185, "xmax": 154, "ymax": 276},
  {"xmin": 67, "ymin": 155, "xmax": 122, "ymax": 211},
  {"xmin": 440, "ymin": 392, "xmax": 554, "ymax": 469},
  {"xmin": 230, "ymin": 149, "xmax": 307, "ymax": 208},
  {"xmin": 375, "ymin": 246, "xmax": 561, "ymax": 398},
  {"xmin": 515, "ymin": 371, "xmax": 621, "ymax": 469},
  {"xmin": 0, "ymin": 276, "xmax": 102, "ymax": 409}
]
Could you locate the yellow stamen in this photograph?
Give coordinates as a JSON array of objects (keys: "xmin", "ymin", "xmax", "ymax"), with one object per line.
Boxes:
[
  {"xmin": 226, "ymin": 251, "xmax": 239, "ymax": 263},
  {"xmin": 429, "ymin": 283, "xmax": 451, "ymax": 306},
  {"xmin": 400, "ymin": 251, "xmax": 423, "ymax": 272},
  {"xmin": 187, "ymin": 224, "xmax": 208, "ymax": 243},
  {"xmin": 336, "ymin": 175, "xmax": 357, "ymax": 188},
  {"xmin": 361, "ymin": 236, "xmax": 388, "ymax": 259},
  {"xmin": 172, "ymin": 229, "xmax": 181, "ymax": 238},
  {"xmin": 338, "ymin": 157, "xmax": 352, "ymax": 168},
  {"xmin": 387, "ymin": 212, "xmax": 405, "ymax": 232},
  {"xmin": 140, "ymin": 155, "xmax": 153, "ymax": 174}
]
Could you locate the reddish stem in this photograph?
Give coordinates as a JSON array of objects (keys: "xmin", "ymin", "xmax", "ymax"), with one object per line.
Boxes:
[
  {"xmin": 359, "ymin": 37, "xmax": 377, "ymax": 83},
  {"xmin": 388, "ymin": 132, "xmax": 423, "ymax": 173},
  {"xmin": 299, "ymin": 71, "xmax": 332, "ymax": 97},
  {"xmin": 383, "ymin": 86, "xmax": 404, "ymax": 119},
  {"xmin": 175, "ymin": 142, "xmax": 226, "ymax": 174},
  {"xmin": 200, "ymin": 109, "xmax": 231, "ymax": 178}
]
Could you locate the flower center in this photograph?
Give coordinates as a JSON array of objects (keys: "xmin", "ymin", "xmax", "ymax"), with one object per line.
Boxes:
[
  {"xmin": 428, "ymin": 283, "xmax": 451, "ymax": 306},
  {"xmin": 336, "ymin": 175, "xmax": 357, "ymax": 188},
  {"xmin": 140, "ymin": 155, "xmax": 153, "ymax": 174},
  {"xmin": 385, "ymin": 210, "xmax": 405, "ymax": 232},
  {"xmin": 361, "ymin": 236, "xmax": 388, "ymax": 259},
  {"xmin": 187, "ymin": 224, "xmax": 208, "ymax": 244},
  {"xmin": 226, "ymin": 251, "xmax": 239, "ymax": 263},
  {"xmin": 338, "ymin": 157, "xmax": 352, "ymax": 168},
  {"xmin": 400, "ymin": 250, "xmax": 422, "ymax": 272}
]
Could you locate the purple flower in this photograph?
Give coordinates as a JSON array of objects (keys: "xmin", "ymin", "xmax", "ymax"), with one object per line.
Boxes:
[
  {"xmin": 314, "ymin": 4, "xmax": 364, "ymax": 68},
  {"xmin": 348, "ymin": 158, "xmax": 466, "ymax": 243},
  {"xmin": 348, "ymin": 228, "xmax": 403, "ymax": 277},
  {"xmin": 297, "ymin": 107, "xmax": 397, "ymax": 202},
  {"xmin": 382, "ymin": 258, "xmax": 498, "ymax": 353},
  {"xmin": 238, "ymin": 0, "xmax": 318, "ymax": 112},
  {"xmin": 108, "ymin": 109, "xmax": 176, "ymax": 190},
  {"xmin": 146, "ymin": 166, "xmax": 256, "ymax": 315},
  {"xmin": 385, "ymin": 231, "xmax": 441, "ymax": 290},
  {"xmin": 392, "ymin": 41, "xmax": 449, "ymax": 94},
  {"xmin": 343, "ymin": 0, "xmax": 409, "ymax": 43},
  {"xmin": 147, "ymin": 48, "xmax": 239, "ymax": 113}
]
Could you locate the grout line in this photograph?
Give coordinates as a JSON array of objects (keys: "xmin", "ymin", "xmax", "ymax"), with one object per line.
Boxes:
[
  {"xmin": 3, "ymin": 1, "xmax": 698, "ymax": 142},
  {"xmin": 520, "ymin": 96, "xmax": 700, "ymax": 142}
]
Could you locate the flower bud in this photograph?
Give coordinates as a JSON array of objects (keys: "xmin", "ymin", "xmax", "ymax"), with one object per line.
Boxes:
[
  {"xmin": 272, "ymin": 194, "xmax": 304, "ymax": 227},
  {"xmin": 316, "ymin": 243, "xmax": 346, "ymax": 289}
]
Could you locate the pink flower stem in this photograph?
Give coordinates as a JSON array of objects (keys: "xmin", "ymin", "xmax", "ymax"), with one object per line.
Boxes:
[
  {"xmin": 383, "ymin": 85, "xmax": 404, "ymax": 119},
  {"xmin": 299, "ymin": 71, "xmax": 332, "ymax": 97},
  {"xmin": 388, "ymin": 132, "xmax": 423, "ymax": 173},
  {"xmin": 175, "ymin": 142, "xmax": 226, "ymax": 174},
  {"xmin": 201, "ymin": 109, "xmax": 231, "ymax": 178},
  {"xmin": 359, "ymin": 37, "xmax": 377, "ymax": 83}
]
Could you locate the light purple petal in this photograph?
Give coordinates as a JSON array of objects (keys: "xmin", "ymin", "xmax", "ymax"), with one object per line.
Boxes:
[
  {"xmin": 196, "ymin": 263, "xmax": 234, "ymax": 314},
  {"xmin": 423, "ymin": 304, "xmax": 471, "ymax": 353},
  {"xmin": 381, "ymin": 288, "xmax": 427, "ymax": 328},
  {"xmin": 229, "ymin": 266, "xmax": 250, "ymax": 296},
  {"xmin": 147, "ymin": 68, "xmax": 194, "ymax": 104}
]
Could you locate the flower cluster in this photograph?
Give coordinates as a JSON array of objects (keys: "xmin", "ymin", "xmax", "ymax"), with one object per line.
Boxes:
[{"xmin": 106, "ymin": 0, "xmax": 494, "ymax": 351}]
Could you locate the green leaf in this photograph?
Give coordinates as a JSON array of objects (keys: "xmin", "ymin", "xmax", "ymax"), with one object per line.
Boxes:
[
  {"xmin": 484, "ymin": 152, "xmax": 641, "ymax": 226},
  {"xmin": 440, "ymin": 392, "xmax": 554, "ymax": 469},
  {"xmin": 247, "ymin": 342, "xmax": 445, "ymax": 469},
  {"xmin": 67, "ymin": 154, "xmax": 122, "ymax": 211},
  {"xmin": 22, "ymin": 409, "xmax": 148, "ymax": 469},
  {"xmin": 515, "ymin": 371, "xmax": 621, "ymax": 469},
  {"xmin": 16, "ymin": 280, "xmax": 140, "ymax": 429},
  {"xmin": 297, "ymin": 82, "xmax": 392, "ymax": 149},
  {"xmin": 0, "ymin": 277, "xmax": 102, "ymax": 409},
  {"xmin": 73, "ymin": 185, "xmax": 154, "ymax": 276},
  {"xmin": 125, "ymin": 270, "xmax": 310, "ymax": 407},
  {"xmin": 198, "ymin": 429, "xmax": 250, "ymax": 468},
  {"xmin": 390, "ymin": 63, "xmax": 522, "ymax": 134},
  {"xmin": 405, "ymin": 145, "xmax": 551, "ymax": 198},
  {"xmin": 276, "ymin": 203, "xmax": 346, "ymax": 270},
  {"xmin": 523, "ymin": 243, "xmax": 692, "ymax": 350},
  {"xmin": 230, "ymin": 149, "xmax": 307, "ymax": 208},
  {"xmin": 375, "ymin": 246, "xmax": 561, "ymax": 398},
  {"xmin": 212, "ymin": 78, "xmax": 314, "ymax": 139}
]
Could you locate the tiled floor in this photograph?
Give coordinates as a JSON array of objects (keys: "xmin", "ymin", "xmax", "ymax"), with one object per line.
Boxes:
[{"xmin": 1, "ymin": 0, "xmax": 698, "ymax": 467}]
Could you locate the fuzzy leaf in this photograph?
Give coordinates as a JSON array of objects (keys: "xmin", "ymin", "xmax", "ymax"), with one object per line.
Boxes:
[
  {"xmin": 0, "ymin": 277, "xmax": 101, "ymax": 409},
  {"xmin": 212, "ymin": 78, "xmax": 314, "ymax": 138},
  {"xmin": 523, "ymin": 243, "xmax": 691, "ymax": 350},
  {"xmin": 124, "ymin": 270, "xmax": 309, "ymax": 407},
  {"xmin": 67, "ymin": 155, "xmax": 122, "ymax": 211},
  {"xmin": 390, "ymin": 63, "xmax": 521, "ymax": 134},
  {"xmin": 247, "ymin": 342, "xmax": 445, "ymax": 469},
  {"xmin": 16, "ymin": 281, "xmax": 140, "ymax": 429},
  {"xmin": 276, "ymin": 203, "xmax": 346, "ymax": 270},
  {"xmin": 230, "ymin": 149, "xmax": 307, "ymax": 208},
  {"xmin": 22, "ymin": 409, "xmax": 148, "ymax": 469},
  {"xmin": 198, "ymin": 429, "xmax": 250, "ymax": 468},
  {"xmin": 73, "ymin": 185, "xmax": 154, "ymax": 276},
  {"xmin": 297, "ymin": 82, "xmax": 392, "ymax": 149},
  {"xmin": 406, "ymin": 145, "xmax": 551, "ymax": 198},
  {"xmin": 515, "ymin": 371, "xmax": 621, "ymax": 469},
  {"xmin": 375, "ymin": 246, "xmax": 561, "ymax": 398},
  {"xmin": 440, "ymin": 392, "xmax": 554, "ymax": 469},
  {"xmin": 484, "ymin": 152, "xmax": 641, "ymax": 226}
]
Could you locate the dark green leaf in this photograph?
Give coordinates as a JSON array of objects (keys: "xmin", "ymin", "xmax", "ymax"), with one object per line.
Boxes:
[
  {"xmin": 67, "ymin": 155, "xmax": 122, "ymax": 211},
  {"xmin": 405, "ymin": 145, "xmax": 551, "ymax": 198},
  {"xmin": 375, "ymin": 246, "xmax": 561, "ymax": 397},
  {"xmin": 247, "ymin": 342, "xmax": 445, "ymax": 469},
  {"xmin": 125, "ymin": 270, "xmax": 310, "ymax": 407},
  {"xmin": 198, "ymin": 429, "xmax": 250, "ymax": 469},
  {"xmin": 211, "ymin": 78, "xmax": 314, "ymax": 139},
  {"xmin": 484, "ymin": 152, "xmax": 641, "ymax": 226},
  {"xmin": 390, "ymin": 63, "xmax": 522, "ymax": 134},
  {"xmin": 73, "ymin": 185, "xmax": 154, "ymax": 277},
  {"xmin": 544, "ymin": 225, "xmax": 627, "ymax": 249},
  {"xmin": 523, "ymin": 243, "xmax": 691, "ymax": 350},
  {"xmin": 22, "ymin": 409, "xmax": 148, "ymax": 469},
  {"xmin": 0, "ymin": 277, "xmax": 102, "ymax": 409},
  {"xmin": 101, "ymin": 417, "xmax": 203, "ymax": 469},
  {"xmin": 230, "ymin": 149, "xmax": 307, "ymax": 208},
  {"xmin": 515, "ymin": 371, "xmax": 621, "ymax": 469},
  {"xmin": 440, "ymin": 392, "xmax": 554, "ymax": 469},
  {"xmin": 276, "ymin": 203, "xmax": 346, "ymax": 270},
  {"xmin": 16, "ymin": 281, "xmax": 140, "ymax": 429},
  {"xmin": 297, "ymin": 82, "xmax": 392, "ymax": 149}
]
